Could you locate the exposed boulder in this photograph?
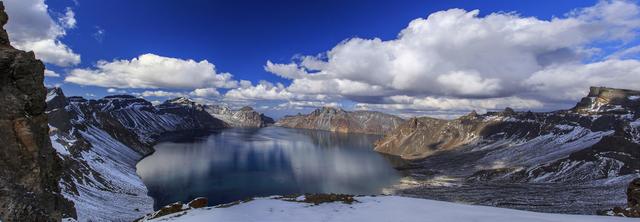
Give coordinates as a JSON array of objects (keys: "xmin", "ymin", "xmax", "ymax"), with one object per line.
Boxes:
[
  {"xmin": 136, "ymin": 197, "xmax": 209, "ymax": 221},
  {"xmin": 0, "ymin": 2, "xmax": 75, "ymax": 220},
  {"xmin": 187, "ymin": 197, "xmax": 208, "ymax": 209}
]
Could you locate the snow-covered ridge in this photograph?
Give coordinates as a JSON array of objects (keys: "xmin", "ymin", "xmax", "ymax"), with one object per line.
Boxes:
[
  {"xmin": 46, "ymin": 88, "xmax": 230, "ymax": 221},
  {"xmin": 140, "ymin": 195, "xmax": 636, "ymax": 222}
]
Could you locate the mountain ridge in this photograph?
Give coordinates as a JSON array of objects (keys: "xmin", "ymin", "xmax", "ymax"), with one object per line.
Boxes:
[{"xmin": 275, "ymin": 106, "xmax": 404, "ymax": 135}]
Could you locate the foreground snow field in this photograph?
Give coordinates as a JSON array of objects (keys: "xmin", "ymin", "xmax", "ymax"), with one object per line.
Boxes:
[{"xmin": 143, "ymin": 195, "xmax": 632, "ymax": 222}]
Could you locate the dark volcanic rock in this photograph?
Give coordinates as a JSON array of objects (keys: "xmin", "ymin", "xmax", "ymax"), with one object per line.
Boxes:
[
  {"xmin": 275, "ymin": 107, "xmax": 404, "ymax": 135},
  {"xmin": 0, "ymin": 2, "xmax": 75, "ymax": 220},
  {"xmin": 629, "ymin": 178, "xmax": 640, "ymax": 209}
]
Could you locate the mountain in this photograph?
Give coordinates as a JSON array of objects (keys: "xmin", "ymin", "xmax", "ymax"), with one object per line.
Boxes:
[
  {"xmin": 275, "ymin": 107, "xmax": 405, "ymax": 135},
  {"xmin": 375, "ymin": 86, "xmax": 640, "ymax": 213},
  {"xmin": 46, "ymin": 89, "xmax": 231, "ymax": 221},
  {"xmin": 44, "ymin": 89, "xmax": 275, "ymax": 221},
  {"xmin": 205, "ymin": 105, "xmax": 275, "ymax": 127},
  {"xmin": 0, "ymin": 3, "xmax": 75, "ymax": 221}
]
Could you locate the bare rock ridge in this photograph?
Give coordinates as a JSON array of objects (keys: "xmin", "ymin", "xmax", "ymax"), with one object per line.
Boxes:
[
  {"xmin": 375, "ymin": 86, "xmax": 640, "ymax": 183},
  {"xmin": 275, "ymin": 106, "xmax": 404, "ymax": 135},
  {"xmin": 0, "ymin": 1, "xmax": 75, "ymax": 220}
]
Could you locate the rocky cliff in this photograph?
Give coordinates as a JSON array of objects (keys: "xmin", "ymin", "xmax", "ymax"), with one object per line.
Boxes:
[
  {"xmin": 0, "ymin": 2, "xmax": 75, "ymax": 221},
  {"xmin": 275, "ymin": 107, "xmax": 404, "ymax": 135},
  {"xmin": 377, "ymin": 86, "xmax": 640, "ymax": 181}
]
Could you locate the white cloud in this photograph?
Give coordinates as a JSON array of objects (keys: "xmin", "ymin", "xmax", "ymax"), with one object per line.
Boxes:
[
  {"xmin": 4, "ymin": 0, "xmax": 80, "ymax": 66},
  {"xmin": 44, "ymin": 69, "xmax": 60, "ymax": 77},
  {"xmin": 262, "ymin": 0, "xmax": 640, "ymax": 112},
  {"xmin": 134, "ymin": 90, "xmax": 188, "ymax": 98},
  {"xmin": 356, "ymin": 96, "xmax": 543, "ymax": 113},
  {"xmin": 190, "ymin": 88, "xmax": 220, "ymax": 97},
  {"xmin": 225, "ymin": 81, "xmax": 293, "ymax": 101},
  {"xmin": 65, "ymin": 53, "xmax": 239, "ymax": 89},
  {"xmin": 275, "ymin": 101, "xmax": 341, "ymax": 110},
  {"xmin": 59, "ymin": 7, "xmax": 76, "ymax": 29},
  {"xmin": 106, "ymin": 88, "xmax": 127, "ymax": 94},
  {"xmin": 524, "ymin": 59, "xmax": 640, "ymax": 101},
  {"xmin": 93, "ymin": 26, "xmax": 105, "ymax": 42}
]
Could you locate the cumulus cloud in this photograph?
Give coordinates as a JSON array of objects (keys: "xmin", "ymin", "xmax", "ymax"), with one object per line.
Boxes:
[
  {"xmin": 65, "ymin": 53, "xmax": 239, "ymax": 89},
  {"xmin": 190, "ymin": 88, "xmax": 220, "ymax": 97},
  {"xmin": 225, "ymin": 81, "xmax": 293, "ymax": 101},
  {"xmin": 259, "ymin": 0, "xmax": 640, "ymax": 114},
  {"xmin": 524, "ymin": 59, "xmax": 640, "ymax": 101},
  {"xmin": 134, "ymin": 90, "xmax": 187, "ymax": 98},
  {"xmin": 356, "ymin": 96, "xmax": 543, "ymax": 113},
  {"xmin": 275, "ymin": 101, "xmax": 341, "ymax": 110},
  {"xmin": 4, "ymin": 0, "xmax": 80, "ymax": 66},
  {"xmin": 106, "ymin": 88, "xmax": 127, "ymax": 94},
  {"xmin": 44, "ymin": 69, "xmax": 60, "ymax": 77}
]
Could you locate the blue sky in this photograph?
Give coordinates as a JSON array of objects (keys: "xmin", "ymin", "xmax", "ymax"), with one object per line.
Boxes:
[{"xmin": 5, "ymin": 0, "xmax": 640, "ymax": 118}]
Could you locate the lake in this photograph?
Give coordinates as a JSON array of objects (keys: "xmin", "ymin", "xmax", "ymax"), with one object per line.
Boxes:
[{"xmin": 136, "ymin": 127, "xmax": 401, "ymax": 209}]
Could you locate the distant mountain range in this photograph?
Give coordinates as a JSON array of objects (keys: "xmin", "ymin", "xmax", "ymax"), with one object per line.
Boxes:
[{"xmin": 275, "ymin": 106, "xmax": 404, "ymax": 135}]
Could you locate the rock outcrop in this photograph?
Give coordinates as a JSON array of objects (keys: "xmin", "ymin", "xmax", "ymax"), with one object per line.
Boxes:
[
  {"xmin": 135, "ymin": 197, "xmax": 209, "ymax": 221},
  {"xmin": 275, "ymin": 107, "xmax": 404, "ymax": 135},
  {"xmin": 376, "ymin": 87, "xmax": 640, "ymax": 183},
  {"xmin": 0, "ymin": 2, "xmax": 75, "ymax": 221}
]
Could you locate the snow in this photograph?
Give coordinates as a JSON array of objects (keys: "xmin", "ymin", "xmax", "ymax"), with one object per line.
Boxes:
[
  {"xmin": 58, "ymin": 126, "xmax": 153, "ymax": 221},
  {"xmin": 142, "ymin": 195, "xmax": 634, "ymax": 222},
  {"xmin": 629, "ymin": 95, "xmax": 640, "ymax": 100},
  {"xmin": 50, "ymin": 134, "xmax": 71, "ymax": 156}
]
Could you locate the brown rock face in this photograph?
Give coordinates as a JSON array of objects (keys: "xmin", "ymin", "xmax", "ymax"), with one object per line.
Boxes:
[
  {"xmin": 0, "ymin": 1, "xmax": 75, "ymax": 221},
  {"xmin": 187, "ymin": 197, "xmax": 208, "ymax": 209},
  {"xmin": 629, "ymin": 178, "xmax": 640, "ymax": 209}
]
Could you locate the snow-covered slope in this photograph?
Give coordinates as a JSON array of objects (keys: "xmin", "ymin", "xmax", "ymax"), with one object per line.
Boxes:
[
  {"xmin": 46, "ymin": 89, "xmax": 229, "ymax": 221},
  {"xmin": 141, "ymin": 195, "xmax": 634, "ymax": 222}
]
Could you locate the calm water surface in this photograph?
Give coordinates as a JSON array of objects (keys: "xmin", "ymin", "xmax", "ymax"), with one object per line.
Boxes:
[{"xmin": 136, "ymin": 127, "xmax": 400, "ymax": 209}]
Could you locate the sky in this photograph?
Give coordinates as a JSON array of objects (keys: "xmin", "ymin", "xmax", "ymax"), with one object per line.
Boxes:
[{"xmin": 4, "ymin": 0, "xmax": 640, "ymax": 119}]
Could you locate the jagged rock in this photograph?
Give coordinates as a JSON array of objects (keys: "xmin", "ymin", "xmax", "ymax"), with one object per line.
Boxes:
[
  {"xmin": 0, "ymin": 2, "xmax": 75, "ymax": 220},
  {"xmin": 187, "ymin": 197, "xmax": 208, "ymax": 209},
  {"xmin": 275, "ymin": 106, "xmax": 404, "ymax": 135}
]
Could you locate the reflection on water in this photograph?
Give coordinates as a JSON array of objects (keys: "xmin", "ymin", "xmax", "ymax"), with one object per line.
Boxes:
[{"xmin": 136, "ymin": 127, "xmax": 400, "ymax": 209}]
